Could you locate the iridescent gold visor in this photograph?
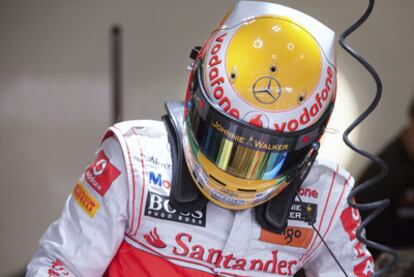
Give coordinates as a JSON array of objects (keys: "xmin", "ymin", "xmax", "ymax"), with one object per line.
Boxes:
[{"xmin": 186, "ymin": 65, "xmax": 333, "ymax": 181}]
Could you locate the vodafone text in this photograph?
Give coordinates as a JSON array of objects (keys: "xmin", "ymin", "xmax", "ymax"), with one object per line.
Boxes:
[
  {"xmin": 173, "ymin": 233, "xmax": 298, "ymax": 275},
  {"xmin": 273, "ymin": 66, "xmax": 334, "ymax": 132},
  {"xmin": 298, "ymin": 188, "xmax": 318, "ymax": 198},
  {"xmin": 207, "ymin": 32, "xmax": 240, "ymax": 118}
]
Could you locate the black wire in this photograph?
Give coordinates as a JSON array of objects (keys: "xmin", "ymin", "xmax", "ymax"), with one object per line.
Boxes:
[
  {"xmin": 296, "ymin": 193, "xmax": 349, "ymax": 276},
  {"xmin": 339, "ymin": 0, "xmax": 400, "ymax": 275}
]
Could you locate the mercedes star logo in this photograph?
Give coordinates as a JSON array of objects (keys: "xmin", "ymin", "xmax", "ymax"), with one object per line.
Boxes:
[{"xmin": 252, "ymin": 76, "xmax": 281, "ymax": 104}]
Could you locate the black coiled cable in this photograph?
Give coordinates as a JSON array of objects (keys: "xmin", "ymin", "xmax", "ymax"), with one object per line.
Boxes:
[{"xmin": 339, "ymin": 0, "xmax": 400, "ymax": 275}]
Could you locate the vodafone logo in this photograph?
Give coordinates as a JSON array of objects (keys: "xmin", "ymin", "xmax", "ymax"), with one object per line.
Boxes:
[
  {"xmin": 244, "ymin": 111, "xmax": 269, "ymax": 128},
  {"xmin": 351, "ymin": 206, "xmax": 361, "ymax": 221},
  {"xmin": 93, "ymin": 159, "xmax": 107, "ymax": 176},
  {"xmin": 354, "ymin": 257, "xmax": 374, "ymax": 277},
  {"xmin": 206, "ymin": 32, "xmax": 240, "ymax": 119},
  {"xmin": 340, "ymin": 206, "xmax": 361, "ymax": 241},
  {"xmin": 84, "ymin": 150, "xmax": 121, "ymax": 197},
  {"xmin": 354, "ymin": 241, "xmax": 366, "ymax": 258},
  {"xmin": 203, "ymin": 23, "xmax": 335, "ymax": 132},
  {"xmin": 273, "ymin": 66, "xmax": 334, "ymax": 132}
]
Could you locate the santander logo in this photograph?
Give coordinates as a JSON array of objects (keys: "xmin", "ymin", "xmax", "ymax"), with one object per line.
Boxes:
[
  {"xmin": 144, "ymin": 227, "xmax": 166, "ymax": 249},
  {"xmin": 143, "ymin": 230, "xmax": 298, "ymax": 275}
]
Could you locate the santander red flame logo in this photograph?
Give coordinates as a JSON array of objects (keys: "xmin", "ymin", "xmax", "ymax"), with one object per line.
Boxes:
[{"xmin": 144, "ymin": 227, "xmax": 167, "ymax": 249}]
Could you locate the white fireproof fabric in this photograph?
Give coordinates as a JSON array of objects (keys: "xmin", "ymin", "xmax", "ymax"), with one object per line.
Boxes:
[{"xmin": 26, "ymin": 120, "xmax": 374, "ymax": 277}]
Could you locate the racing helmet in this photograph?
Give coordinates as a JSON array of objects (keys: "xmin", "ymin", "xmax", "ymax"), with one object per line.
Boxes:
[{"xmin": 182, "ymin": 1, "xmax": 337, "ymax": 210}]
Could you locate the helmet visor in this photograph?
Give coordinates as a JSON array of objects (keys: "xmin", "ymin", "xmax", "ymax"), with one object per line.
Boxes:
[
  {"xmin": 185, "ymin": 62, "xmax": 331, "ymax": 181},
  {"xmin": 187, "ymin": 107, "xmax": 311, "ymax": 181},
  {"xmin": 190, "ymin": 117, "xmax": 309, "ymax": 180}
]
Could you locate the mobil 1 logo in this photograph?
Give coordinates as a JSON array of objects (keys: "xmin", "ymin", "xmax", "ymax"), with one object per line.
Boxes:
[{"xmin": 144, "ymin": 190, "xmax": 206, "ymax": 227}]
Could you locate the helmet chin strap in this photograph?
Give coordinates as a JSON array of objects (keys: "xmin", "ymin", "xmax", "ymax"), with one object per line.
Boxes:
[{"xmin": 162, "ymin": 100, "xmax": 317, "ymax": 233}]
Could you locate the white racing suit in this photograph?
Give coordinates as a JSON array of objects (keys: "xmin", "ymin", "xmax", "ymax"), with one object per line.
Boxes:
[{"xmin": 26, "ymin": 120, "xmax": 374, "ymax": 277}]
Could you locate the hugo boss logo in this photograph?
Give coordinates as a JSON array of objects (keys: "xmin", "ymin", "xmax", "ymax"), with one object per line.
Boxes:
[{"xmin": 144, "ymin": 191, "xmax": 206, "ymax": 227}]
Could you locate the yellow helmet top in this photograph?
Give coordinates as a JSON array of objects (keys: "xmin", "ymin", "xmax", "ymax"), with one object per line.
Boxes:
[{"xmin": 183, "ymin": 1, "xmax": 336, "ymax": 210}]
